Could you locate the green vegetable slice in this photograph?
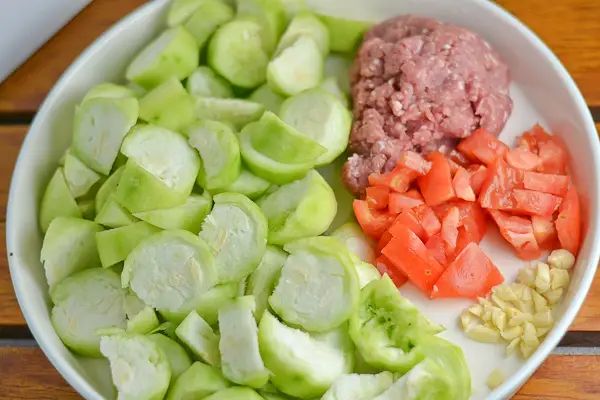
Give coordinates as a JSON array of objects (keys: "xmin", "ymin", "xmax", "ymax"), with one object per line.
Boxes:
[
  {"xmin": 322, "ymin": 372, "xmax": 394, "ymax": 400},
  {"xmin": 218, "ymin": 296, "xmax": 269, "ymax": 387},
  {"xmin": 126, "ymin": 306, "xmax": 159, "ymax": 334},
  {"xmin": 269, "ymin": 237, "xmax": 358, "ymax": 332},
  {"xmin": 267, "ymin": 36, "xmax": 323, "ymax": 96},
  {"xmin": 354, "ymin": 261, "xmax": 381, "ymax": 289},
  {"xmin": 95, "ymin": 166, "xmax": 124, "ymax": 212},
  {"xmin": 280, "ymin": 88, "xmax": 351, "ymax": 165},
  {"xmin": 204, "ymin": 387, "xmax": 265, "ymax": 400},
  {"xmin": 246, "ymin": 246, "xmax": 287, "ymax": 319},
  {"xmin": 166, "ymin": 362, "xmax": 230, "ymax": 400},
  {"xmin": 207, "ymin": 19, "xmax": 269, "ymax": 88},
  {"xmin": 324, "ymin": 54, "xmax": 352, "ymax": 94},
  {"xmin": 95, "ymin": 196, "xmax": 138, "ymax": 228},
  {"xmin": 167, "ymin": 0, "xmax": 205, "ymax": 26},
  {"xmin": 331, "ymin": 222, "xmax": 376, "ymax": 263},
  {"xmin": 133, "ymin": 193, "xmax": 212, "ymax": 233},
  {"xmin": 186, "ymin": 66, "xmax": 234, "ymax": 98},
  {"xmin": 96, "ymin": 221, "xmax": 160, "ymax": 268},
  {"xmin": 77, "ymin": 198, "xmax": 96, "ymax": 220},
  {"xmin": 194, "ymin": 283, "xmax": 238, "ymax": 325},
  {"xmin": 318, "ymin": 14, "xmax": 371, "ymax": 54},
  {"xmin": 199, "ymin": 193, "xmax": 267, "ymax": 283},
  {"xmin": 175, "ymin": 310, "xmax": 221, "ymax": 366},
  {"xmin": 277, "ymin": 12, "xmax": 329, "ymax": 55},
  {"xmin": 183, "ymin": 0, "xmax": 234, "ymax": 48},
  {"xmin": 139, "ymin": 77, "xmax": 195, "ymax": 132},
  {"xmin": 237, "ymin": 0, "xmax": 286, "ymax": 53},
  {"xmin": 258, "ymin": 311, "xmax": 353, "ymax": 399},
  {"xmin": 100, "ymin": 333, "xmax": 171, "ymax": 400},
  {"xmin": 349, "ymin": 276, "xmax": 443, "ymax": 373},
  {"xmin": 186, "ymin": 119, "xmax": 241, "ymax": 191},
  {"xmin": 126, "ymin": 26, "xmax": 198, "ymax": 89},
  {"xmin": 72, "ymin": 96, "xmax": 139, "ymax": 175},
  {"xmin": 248, "ymin": 84, "xmax": 284, "ymax": 114},
  {"xmin": 319, "ymin": 76, "xmax": 349, "ymax": 107},
  {"xmin": 82, "ymin": 83, "xmax": 135, "ymax": 102},
  {"xmin": 41, "ymin": 217, "xmax": 102, "ymax": 288},
  {"xmin": 258, "ymin": 170, "xmax": 336, "ymax": 244},
  {"xmin": 147, "ymin": 333, "xmax": 192, "ymax": 379},
  {"xmin": 194, "ymin": 97, "xmax": 265, "ymax": 129},
  {"xmin": 123, "ymin": 230, "xmax": 217, "ymax": 314},
  {"xmin": 63, "ymin": 152, "xmax": 102, "ymax": 198},
  {"xmin": 51, "ymin": 268, "xmax": 127, "ymax": 357},
  {"xmin": 213, "ymin": 168, "xmax": 271, "ymax": 199},
  {"xmin": 39, "ymin": 168, "xmax": 82, "ymax": 232}
]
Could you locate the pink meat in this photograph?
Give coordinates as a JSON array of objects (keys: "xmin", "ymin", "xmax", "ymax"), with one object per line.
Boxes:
[{"xmin": 343, "ymin": 15, "xmax": 512, "ymax": 194}]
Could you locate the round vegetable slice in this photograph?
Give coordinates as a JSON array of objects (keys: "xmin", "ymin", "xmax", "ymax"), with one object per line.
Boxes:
[
  {"xmin": 218, "ymin": 296, "xmax": 269, "ymax": 387},
  {"xmin": 41, "ymin": 217, "xmax": 102, "ymax": 287},
  {"xmin": 317, "ymin": 14, "xmax": 371, "ymax": 54},
  {"xmin": 277, "ymin": 12, "xmax": 329, "ymax": 55},
  {"xmin": 72, "ymin": 96, "xmax": 139, "ymax": 175},
  {"xmin": 237, "ymin": 0, "xmax": 286, "ymax": 53},
  {"xmin": 82, "ymin": 83, "xmax": 135, "ymax": 102},
  {"xmin": 147, "ymin": 333, "xmax": 192, "ymax": 379},
  {"xmin": 186, "ymin": 66, "xmax": 234, "ymax": 98},
  {"xmin": 204, "ymin": 387, "xmax": 265, "ymax": 400},
  {"xmin": 39, "ymin": 168, "xmax": 82, "ymax": 232},
  {"xmin": 257, "ymin": 170, "xmax": 337, "ymax": 244},
  {"xmin": 183, "ymin": 0, "xmax": 234, "ymax": 48},
  {"xmin": 63, "ymin": 152, "xmax": 102, "ymax": 198},
  {"xmin": 166, "ymin": 0, "xmax": 205, "ymax": 26},
  {"xmin": 267, "ymin": 36, "xmax": 323, "ymax": 96},
  {"xmin": 126, "ymin": 26, "xmax": 198, "ymax": 89},
  {"xmin": 213, "ymin": 168, "xmax": 271, "ymax": 200},
  {"xmin": 322, "ymin": 372, "xmax": 394, "ymax": 400},
  {"xmin": 175, "ymin": 310, "xmax": 221, "ymax": 366},
  {"xmin": 100, "ymin": 333, "xmax": 171, "ymax": 400},
  {"xmin": 280, "ymin": 88, "xmax": 351, "ymax": 165},
  {"xmin": 122, "ymin": 230, "xmax": 217, "ymax": 314},
  {"xmin": 186, "ymin": 119, "xmax": 241, "ymax": 191},
  {"xmin": 51, "ymin": 268, "xmax": 128, "ymax": 357},
  {"xmin": 258, "ymin": 311, "xmax": 354, "ymax": 398},
  {"xmin": 246, "ymin": 246, "xmax": 287, "ymax": 319},
  {"xmin": 139, "ymin": 77, "xmax": 195, "ymax": 132},
  {"xmin": 166, "ymin": 361, "xmax": 230, "ymax": 400},
  {"xmin": 207, "ymin": 19, "xmax": 269, "ymax": 88},
  {"xmin": 248, "ymin": 84, "xmax": 284, "ymax": 114},
  {"xmin": 269, "ymin": 236, "xmax": 359, "ymax": 332},
  {"xmin": 95, "ymin": 221, "xmax": 160, "ymax": 268},
  {"xmin": 133, "ymin": 193, "xmax": 212, "ymax": 233},
  {"xmin": 199, "ymin": 193, "xmax": 267, "ymax": 283},
  {"xmin": 330, "ymin": 222, "xmax": 376, "ymax": 263},
  {"xmin": 194, "ymin": 97, "xmax": 265, "ymax": 129}
]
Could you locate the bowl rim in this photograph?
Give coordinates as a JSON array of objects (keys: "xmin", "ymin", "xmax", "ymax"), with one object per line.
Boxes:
[{"xmin": 6, "ymin": 0, "xmax": 600, "ymax": 399}]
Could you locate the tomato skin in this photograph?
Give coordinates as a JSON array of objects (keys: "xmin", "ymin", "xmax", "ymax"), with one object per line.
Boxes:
[
  {"xmin": 488, "ymin": 209, "xmax": 541, "ymax": 260},
  {"xmin": 457, "ymin": 128, "xmax": 509, "ymax": 165},
  {"xmin": 426, "ymin": 233, "xmax": 448, "ymax": 266},
  {"xmin": 368, "ymin": 166, "xmax": 416, "ymax": 193},
  {"xmin": 430, "ymin": 242, "xmax": 504, "ymax": 299},
  {"xmin": 512, "ymin": 189, "xmax": 562, "ymax": 217},
  {"xmin": 388, "ymin": 190, "xmax": 425, "ymax": 213},
  {"xmin": 556, "ymin": 185, "xmax": 581, "ymax": 255},
  {"xmin": 414, "ymin": 205, "xmax": 442, "ymax": 239},
  {"xmin": 505, "ymin": 147, "xmax": 541, "ymax": 171},
  {"xmin": 441, "ymin": 206, "xmax": 460, "ymax": 255},
  {"xmin": 418, "ymin": 152, "xmax": 456, "ymax": 206},
  {"xmin": 353, "ymin": 200, "xmax": 395, "ymax": 239},
  {"xmin": 366, "ymin": 186, "xmax": 390, "ymax": 210},
  {"xmin": 523, "ymin": 171, "xmax": 570, "ymax": 196},
  {"xmin": 468, "ymin": 164, "xmax": 488, "ymax": 195},
  {"xmin": 452, "ymin": 166, "xmax": 476, "ymax": 201},
  {"xmin": 382, "ymin": 225, "xmax": 446, "ymax": 294},
  {"xmin": 433, "ymin": 200, "xmax": 487, "ymax": 243},
  {"xmin": 377, "ymin": 230, "xmax": 393, "ymax": 253},
  {"xmin": 531, "ymin": 215, "xmax": 559, "ymax": 249},
  {"xmin": 478, "ymin": 157, "xmax": 524, "ymax": 210},
  {"xmin": 375, "ymin": 255, "xmax": 408, "ymax": 287},
  {"xmin": 538, "ymin": 139, "xmax": 568, "ymax": 175},
  {"xmin": 389, "ymin": 209, "xmax": 426, "ymax": 241}
]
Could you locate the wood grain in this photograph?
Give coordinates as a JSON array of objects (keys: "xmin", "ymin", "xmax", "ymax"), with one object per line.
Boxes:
[{"xmin": 0, "ymin": 0, "xmax": 147, "ymax": 115}]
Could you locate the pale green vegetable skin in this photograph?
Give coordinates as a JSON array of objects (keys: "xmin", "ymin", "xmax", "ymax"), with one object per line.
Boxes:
[
  {"xmin": 246, "ymin": 246, "xmax": 287, "ymax": 319},
  {"xmin": 95, "ymin": 221, "xmax": 160, "ymax": 268},
  {"xmin": 41, "ymin": 217, "xmax": 102, "ymax": 288},
  {"xmin": 280, "ymin": 88, "xmax": 352, "ymax": 166},
  {"xmin": 331, "ymin": 222, "xmax": 376, "ymax": 263},
  {"xmin": 269, "ymin": 237, "xmax": 359, "ymax": 332},
  {"xmin": 126, "ymin": 306, "xmax": 159, "ymax": 334},
  {"xmin": 213, "ymin": 168, "xmax": 271, "ymax": 200},
  {"xmin": 248, "ymin": 84, "xmax": 285, "ymax": 114},
  {"xmin": 319, "ymin": 76, "xmax": 349, "ymax": 107},
  {"xmin": 175, "ymin": 311, "xmax": 221, "ymax": 366},
  {"xmin": 354, "ymin": 261, "xmax": 381, "ymax": 289},
  {"xmin": 349, "ymin": 276, "xmax": 444, "ymax": 373},
  {"xmin": 147, "ymin": 333, "xmax": 192, "ymax": 379},
  {"xmin": 318, "ymin": 14, "xmax": 371, "ymax": 54},
  {"xmin": 322, "ymin": 372, "xmax": 394, "ymax": 400},
  {"xmin": 204, "ymin": 387, "xmax": 265, "ymax": 400},
  {"xmin": 194, "ymin": 97, "xmax": 265, "ymax": 129},
  {"xmin": 166, "ymin": 0, "xmax": 206, "ymax": 26},
  {"xmin": 139, "ymin": 77, "xmax": 195, "ymax": 132},
  {"xmin": 186, "ymin": 66, "xmax": 234, "ymax": 98},
  {"xmin": 237, "ymin": 0, "xmax": 286, "ymax": 54},
  {"xmin": 95, "ymin": 166, "xmax": 124, "ymax": 212},
  {"xmin": 39, "ymin": 168, "xmax": 81, "ymax": 232},
  {"xmin": 126, "ymin": 26, "xmax": 198, "ymax": 89},
  {"xmin": 183, "ymin": 0, "xmax": 234, "ymax": 48},
  {"xmin": 218, "ymin": 296, "xmax": 269, "ymax": 387},
  {"xmin": 133, "ymin": 193, "xmax": 212, "ymax": 233},
  {"xmin": 82, "ymin": 82, "xmax": 136, "ymax": 102},
  {"xmin": 276, "ymin": 12, "xmax": 329, "ymax": 55},
  {"xmin": 258, "ymin": 170, "xmax": 337, "ymax": 244},
  {"xmin": 63, "ymin": 152, "xmax": 102, "ymax": 198},
  {"xmin": 166, "ymin": 361, "xmax": 230, "ymax": 400},
  {"xmin": 100, "ymin": 334, "xmax": 171, "ymax": 400},
  {"xmin": 239, "ymin": 111, "xmax": 326, "ymax": 184},
  {"xmin": 324, "ymin": 55, "xmax": 352, "ymax": 94},
  {"xmin": 199, "ymin": 192, "xmax": 267, "ymax": 283},
  {"xmin": 95, "ymin": 196, "xmax": 138, "ymax": 228},
  {"xmin": 51, "ymin": 268, "xmax": 128, "ymax": 357},
  {"xmin": 186, "ymin": 119, "xmax": 241, "ymax": 191}
]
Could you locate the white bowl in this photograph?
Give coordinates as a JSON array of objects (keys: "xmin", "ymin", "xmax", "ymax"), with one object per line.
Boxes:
[{"xmin": 7, "ymin": 0, "xmax": 600, "ymax": 399}]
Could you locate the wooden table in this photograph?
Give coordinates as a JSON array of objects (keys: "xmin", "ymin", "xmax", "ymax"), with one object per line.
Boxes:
[{"xmin": 0, "ymin": 0, "xmax": 599, "ymax": 398}]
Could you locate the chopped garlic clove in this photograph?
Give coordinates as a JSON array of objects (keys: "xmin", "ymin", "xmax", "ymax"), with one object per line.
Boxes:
[
  {"xmin": 536, "ymin": 326, "xmax": 551, "ymax": 338},
  {"xmin": 532, "ymin": 310, "xmax": 554, "ymax": 327},
  {"xmin": 550, "ymin": 268, "xmax": 570, "ymax": 290},
  {"xmin": 508, "ymin": 310, "xmax": 532, "ymax": 327},
  {"xmin": 547, "ymin": 249, "xmax": 575, "ymax": 270},
  {"xmin": 486, "ymin": 368, "xmax": 505, "ymax": 389},
  {"xmin": 531, "ymin": 290, "xmax": 549, "ymax": 313},
  {"xmin": 493, "ymin": 285, "xmax": 519, "ymax": 302},
  {"xmin": 491, "ymin": 308, "xmax": 507, "ymax": 331},
  {"xmin": 506, "ymin": 337, "xmax": 520, "ymax": 355},
  {"xmin": 534, "ymin": 262, "xmax": 551, "ymax": 293},
  {"xmin": 522, "ymin": 322, "xmax": 540, "ymax": 347},
  {"xmin": 491, "ymin": 293, "xmax": 510, "ymax": 310},
  {"xmin": 468, "ymin": 303, "xmax": 483, "ymax": 317},
  {"xmin": 461, "ymin": 311, "xmax": 479, "ymax": 331},
  {"xmin": 517, "ymin": 266, "xmax": 536, "ymax": 287},
  {"xmin": 500, "ymin": 325, "xmax": 523, "ymax": 341},
  {"xmin": 544, "ymin": 288, "xmax": 564, "ymax": 305},
  {"xmin": 466, "ymin": 325, "xmax": 500, "ymax": 343},
  {"xmin": 519, "ymin": 341, "xmax": 536, "ymax": 358}
]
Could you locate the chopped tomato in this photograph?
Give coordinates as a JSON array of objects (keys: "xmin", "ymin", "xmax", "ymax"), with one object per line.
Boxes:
[
  {"xmin": 452, "ymin": 167, "xmax": 476, "ymax": 201},
  {"xmin": 523, "ymin": 171, "xmax": 570, "ymax": 196},
  {"xmin": 426, "ymin": 233, "xmax": 448, "ymax": 266},
  {"xmin": 488, "ymin": 209, "xmax": 541, "ymax": 260},
  {"xmin": 377, "ymin": 230, "xmax": 393, "ymax": 253},
  {"xmin": 531, "ymin": 215, "xmax": 559, "ymax": 249},
  {"xmin": 555, "ymin": 185, "xmax": 581, "ymax": 255},
  {"xmin": 478, "ymin": 157, "xmax": 524, "ymax": 210},
  {"xmin": 414, "ymin": 205, "xmax": 442, "ymax": 239},
  {"xmin": 382, "ymin": 225, "xmax": 445, "ymax": 294},
  {"xmin": 468, "ymin": 164, "xmax": 488, "ymax": 195},
  {"xmin": 455, "ymin": 226, "xmax": 473, "ymax": 256},
  {"xmin": 418, "ymin": 152, "xmax": 455, "ymax": 206},
  {"xmin": 353, "ymin": 200, "xmax": 394, "ymax": 239},
  {"xmin": 366, "ymin": 186, "xmax": 390, "ymax": 210},
  {"xmin": 368, "ymin": 166, "xmax": 415, "ymax": 193},
  {"xmin": 505, "ymin": 147, "xmax": 541, "ymax": 171},
  {"xmin": 538, "ymin": 139, "xmax": 568, "ymax": 175},
  {"xmin": 375, "ymin": 255, "xmax": 408, "ymax": 287},
  {"xmin": 388, "ymin": 191, "xmax": 425, "ymax": 213},
  {"xmin": 457, "ymin": 128, "xmax": 509, "ymax": 165},
  {"xmin": 448, "ymin": 149, "xmax": 470, "ymax": 167},
  {"xmin": 441, "ymin": 206, "xmax": 460, "ymax": 255},
  {"xmin": 389, "ymin": 209, "xmax": 426, "ymax": 241},
  {"xmin": 430, "ymin": 242, "xmax": 504, "ymax": 299},
  {"xmin": 433, "ymin": 200, "xmax": 487, "ymax": 243},
  {"xmin": 398, "ymin": 151, "xmax": 432, "ymax": 175},
  {"xmin": 519, "ymin": 123, "xmax": 551, "ymax": 153},
  {"xmin": 512, "ymin": 189, "xmax": 562, "ymax": 217}
]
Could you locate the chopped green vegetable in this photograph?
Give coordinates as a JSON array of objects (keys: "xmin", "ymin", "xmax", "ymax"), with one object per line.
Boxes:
[
  {"xmin": 175, "ymin": 310, "xmax": 221, "ymax": 366},
  {"xmin": 147, "ymin": 333, "xmax": 192, "ymax": 379},
  {"xmin": 319, "ymin": 76, "xmax": 349, "ymax": 107},
  {"xmin": 139, "ymin": 77, "xmax": 195, "ymax": 132},
  {"xmin": 166, "ymin": 361, "xmax": 230, "ymax": 400},
  {"xmin": 183, "ymin": 0, "xmax": 234, "ymax": 48},
  {"xmin": 95, "ymin": 196, "xmax": 138, "ymax": 228},
  {"xmin": 167, "ymin": 0, "xmax": 205, "ymax": 26},
  {"xmin": 322, "ymin": 372, "xmax": 394, "ymax": 400},
  {"xmin": 194, "ymin": 97, "xmax": 265, "ymax": 129},
  {"xmin": 39, "ymin": 168, "xmax": 82, "ymax": 232},
  {"xmin": 212, "ymin": 168, "xmax": 271, "ymax": 199},
  {"xmin": 324, "ymin": 54, "xmax": 352, "ymax": 94},
  {"xmin": 186, "ymin": 66, "xmax": 234, "ymax": 98},
  {"xmin": 237, "ymin": 0, "xmax": 286, "ymax": 53},
  {"xmin": 331, "ymin": 222, "xmax": 376, "ymax": 263},
  {"xmin": 248, "ymin": 84, "xmax": 284, "ymax": 114},
  {"xmin": 246, "ymin": 246, "xmax": 287, "ymax": 319},
  {"xmin": 318, "ymin": 14, "xmax": 371, "ymax": 54},
  {"xmin": 63, "ymin": 152, "xmax": 102, "ymax": 198},
  {"xmin": 194, "ymin": 282, "xmax": 239, "ymax": 325},
  {"xmin": 77, "ymin": 198, "xmax": 96, "ymax": 220},
  {"xmin": 354, "ymin": 261, "xmax": 381, "ymax": 289},
  {"xmin": 95, "ymin": 221, "xmax": 160, "ymax": 268},
  {"xmin": 277, "ymin": 12, "xmax": 329, "ymax": 55},
  {"xmin": 203, "ymin": 387, "xmax": 265, "ymax": 400},
  {"xmin": 82, "ymin": 82, "xmax": 135, "ymax": 102},
  {"xmin": 95, "ymin": 166, "xmax": 124, "ymax": 212},
  {"xmin": 126, "ymin": 306, "xmax": 159, "ymax": 334},
  {"xmin": 133, "ymin": 193, "xmax": 212, "ymax": 233}
]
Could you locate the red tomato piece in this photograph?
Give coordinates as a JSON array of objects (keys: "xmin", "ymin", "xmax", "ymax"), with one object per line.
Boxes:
[
  {"xmin": 414, "ymin": 205, "xmax": 442, "ymax": 239},
  {"xmin": 468, "ymin": 164, "xmax": 488, "ymax": 195},
  {"xmin": 537, "ymin": 139, "xmax": 568, "ymax": 175},
  {"xmin": 382, "ymin": 226, "xmax": 446, "ymax": 294},
  {"xmin": 375, "ymin": 255, "xmax": 408, "ymax": 287},
  {"xmin": 452, "ymin": 167, "xmax": 476, "ymax": 201},
  {"xmin": 457, "ymin": 128, "xmax": 509, "ymax": 165},
  {"xmin": 448, "ymin": 149, "xmax": 470, "ymax": 167},
  {"xmin": 433, "ymin": 200, "xmax": 487, "ymax": 243},
  {"xmin": 455, "ymin": 226, "xmax": 473, "ymax": 256},
  {"xmin": 398, "ymin": 151, "xmax": 432, "ymax": 175},
  {"xmin": 505, "ymin": 147, "xmax": 541, "ymax": 171},
  {"xmin": 430, "ymin": 242, "xmax": 504, "ymax": 299},
  {"xmin": 353, "ymin": 200, "xmax": 395, "ymax": 239},
  {"xmin": 441, "ymin": 206, "xmax": 460, "ymax": 255},
  {"xmin": 388, "ymin": 191, "xmax": 425, "ymax": 213},
  {"xmin": 531, "ymin": 215, "xmax": 559, "ymax": 249},
  {"xmin": 389, "ymin": 209, "xmax": 426, "ymax": 241},
  {"xmin": 478, "ymin": 158, "xmax": 524, "ymax": 210},
  {"xmin": 523, "ymin": 171, "xmax": 570, "ymax": 196},
  {"xmin": 418, "ymin": 152, "xmax": 456, "ymax": 206},
  {"xmin": 555, "ymin": 185, "xmax": 581, "ymax": 255},
  {"xmin": 512, "ymin": 189, "xmax": 562, "ymax": 217},
  {"xmin": 366, "ymin": 186, "xmax": 390, "ymax": 210},
  {"xmin": 425, "ymin": 233, "xmax": 448, "ymax": 266},
  {"xmin": 368, "ymin": 166, "xmax": 416, "ymax": 193},
  {"xmin": 519, "ymin": 123, "xmax": 552, "ymax": 153},
  {"xmin": 488, "ymin": 209, "xmax": 541, "ymax": 260},
  {"xmin": 377, "ymin": 230, "xmax": 393, "ymax": 254}
]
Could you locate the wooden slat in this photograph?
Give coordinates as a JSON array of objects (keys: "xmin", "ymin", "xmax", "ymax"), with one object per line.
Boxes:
[
  {"xmin": 496, "ymin": 0, "xmax": 600, "ymax": 107},
  {"xmin": 0, "ymin": 0, "xmax": 147, "ymax": 115}
]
